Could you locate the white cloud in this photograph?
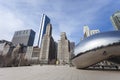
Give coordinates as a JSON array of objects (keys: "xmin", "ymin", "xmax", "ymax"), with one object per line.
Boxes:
[
  {"xmin": 51, "ymin": 0, "xmax": 115, "ymax": 43},
  {"xmin": 0, "ymin": 0, "xmax": 119, "ymax": 44},
  {"xmin": 0, "ymin": 6, "xmax": 25, "ymax": 41}
]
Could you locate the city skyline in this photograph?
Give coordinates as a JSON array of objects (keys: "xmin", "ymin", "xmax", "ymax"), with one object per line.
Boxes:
[{"xmin": 0, "ymin": 0, "xmax": 119, "ymax": 45}]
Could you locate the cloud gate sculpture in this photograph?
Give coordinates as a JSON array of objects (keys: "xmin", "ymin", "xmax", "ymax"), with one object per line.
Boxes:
[{"xmin": 72, "ymin": 31, "xmax": 120, "ymax": 69}]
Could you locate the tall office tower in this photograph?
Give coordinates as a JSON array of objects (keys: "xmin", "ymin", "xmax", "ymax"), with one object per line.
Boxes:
[
  {"xmin": 83, "ymin": 25, "xmax": 100, "ymax": 38},
  {"xmin": 12, "ymin": 29, "xmax": 35, "ymax": 46},
  {"xmin": 38, "ymin": 14, "xmax": 50, "ymax": 47},
  {"xmin": 57, "ymin": 32, "xmax": 70, "ymax": 65},
  {"xmin": 39, "ymin": 23, "xmax": 57, "ymax": 64},
  {"xmin": 111, "ymin": 11, "xmax": 120, "ymax": 30}
]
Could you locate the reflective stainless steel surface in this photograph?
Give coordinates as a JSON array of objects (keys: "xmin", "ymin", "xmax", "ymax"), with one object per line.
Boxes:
[
  {"xmin": 74, "ymin": 31, "xmax": 120, "ymax": 55},
  {"xmin": 72, "ymin": 31, "xmax": 120, "ymax": 69}
]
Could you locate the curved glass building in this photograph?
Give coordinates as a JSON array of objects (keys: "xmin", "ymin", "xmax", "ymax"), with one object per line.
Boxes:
[{"xmin": 72, "ymin": 31, "xmax": 120, "ymax": 69}]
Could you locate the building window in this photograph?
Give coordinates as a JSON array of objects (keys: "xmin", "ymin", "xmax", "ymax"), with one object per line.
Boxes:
[
  {"xmin": 16, "ymin": 32, "xmax": 18, "ymax": 35},
  {"xmin": 19, "ymin": 31, "xmax": 21, "ymax": 35},
  {"xmin": 23, "ymin": 31, "xmax": 26, "ymax": 34},
  {"xmin": 26, "ymin": 30, "xmax": 28, "ymax": 34}
]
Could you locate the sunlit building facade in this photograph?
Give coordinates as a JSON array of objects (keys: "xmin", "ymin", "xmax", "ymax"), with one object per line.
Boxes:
[
  {"xmin": 111, "ymin": 11, "xmax": 120, "ymax": 30},
  {"xmin": 83, "ymin": 25, "xmax": 100, "ymax": 38}
]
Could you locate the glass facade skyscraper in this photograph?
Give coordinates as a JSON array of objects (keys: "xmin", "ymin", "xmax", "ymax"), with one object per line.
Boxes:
[
  {"xmin": 12, "ymin": 29, "xmax": 35, "ymax": 46},
  {"xmin": 38, "ymin": 14, "xmax": 50, "ymax": 47}
]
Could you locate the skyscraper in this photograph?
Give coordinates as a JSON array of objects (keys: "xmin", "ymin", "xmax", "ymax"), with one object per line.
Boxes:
[
  {"xmin": 12, "ymin": 29, "xmax": 35, "ymax": 46},
  {"xmin": 111, "ymin": 11, "xmax": 120, "ymax": 30},
  {"xmin": 38, "ymin": 14, "xmax": 50, "ymax": 47},
  {"xmin": 83, "ymin": 25, "xmax": 100, "ymax": 38},
  {"xmin": 57, "ymin": 32, "xmax": 70, "ymax": 65},
  {"xmin": 39, "ymin": 23, "xmax": 57, "ymax": 64}
]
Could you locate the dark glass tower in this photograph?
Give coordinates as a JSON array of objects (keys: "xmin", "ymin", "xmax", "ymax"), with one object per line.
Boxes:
[{"xmin": 38, "ymin": 14, "xmax": 50, "ymax": 47}]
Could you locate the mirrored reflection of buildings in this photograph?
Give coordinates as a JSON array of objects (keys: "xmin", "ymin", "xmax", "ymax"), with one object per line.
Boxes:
[
  {"xmin": 72, "ymin": 23, "xmax": 120, "ymax": 69},
  {"xmin": 83, "ymin": 25, "xmax": 112, "ymax": 68},
  {"xmin": 111, "ymin": 11, "xmax": 120, "ymax": 30},
  {"xmin": 72, "ymin": 31, "xmax": 120, "ymax": 69}
]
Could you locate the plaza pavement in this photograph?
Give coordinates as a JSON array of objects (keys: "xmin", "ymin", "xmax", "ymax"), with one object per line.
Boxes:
[{"xmin": 0, "ymin": 65, "xmax": 120, "ymax": 80}]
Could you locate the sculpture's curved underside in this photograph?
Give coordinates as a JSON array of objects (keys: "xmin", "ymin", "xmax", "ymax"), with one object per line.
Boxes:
[{"xmin": 72, "ymin": 31, "xmax": 120, "ymax": 69}]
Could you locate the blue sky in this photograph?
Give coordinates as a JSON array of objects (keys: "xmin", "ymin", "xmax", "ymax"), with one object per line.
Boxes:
[{"xmin": 0, "ymin": 0, "xmax": 120, "ymax": 45}]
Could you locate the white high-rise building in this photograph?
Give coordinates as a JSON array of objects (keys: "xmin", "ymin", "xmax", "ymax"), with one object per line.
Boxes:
[
  {"xmin": 111, "ymin": 11, "xmax": 120, "ymax": 30},
  {"xmin": 83, "ymin": 25, "xmax": 90, "ymax": 37}
]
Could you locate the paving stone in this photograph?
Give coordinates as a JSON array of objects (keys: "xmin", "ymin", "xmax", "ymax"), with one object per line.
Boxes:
[{"xmin": 0, "ymin": 65, "xmax": 120, "ymax": 80}]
